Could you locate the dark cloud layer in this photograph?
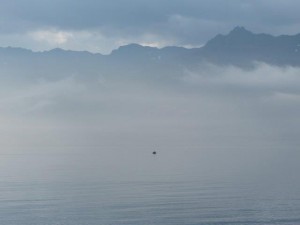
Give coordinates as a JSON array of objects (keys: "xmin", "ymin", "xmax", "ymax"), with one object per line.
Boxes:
[{"xmin": 1, "ymin": 0, "xmax": 300, "ymax": 53}]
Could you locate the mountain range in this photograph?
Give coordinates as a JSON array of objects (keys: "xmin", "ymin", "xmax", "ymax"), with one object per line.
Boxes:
[{"xmin": 1, "ymin": 26, "xmax": 300, "ymax": 82}]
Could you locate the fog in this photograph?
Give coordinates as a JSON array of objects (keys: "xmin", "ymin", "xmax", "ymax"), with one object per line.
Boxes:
[{"xmin": 0, "ymin": 63, "xmax": 299, "ymax": 183}]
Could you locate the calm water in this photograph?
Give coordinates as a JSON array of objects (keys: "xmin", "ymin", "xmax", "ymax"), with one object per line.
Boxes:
[{"xmin": 0, "ymin": 147, "xmax": 300, "ymax": 225}]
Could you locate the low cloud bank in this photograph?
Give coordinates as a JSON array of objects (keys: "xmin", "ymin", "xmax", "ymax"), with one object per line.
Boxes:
[
  {"xmin": 0, "ymin": 63, "xmax": 299, "ymax": 147},
  {"xmin": 0, "ymin": 63, "xmax": 299, "ymax": 181}
]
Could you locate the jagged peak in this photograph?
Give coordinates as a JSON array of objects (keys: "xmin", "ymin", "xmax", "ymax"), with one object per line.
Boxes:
[
  {"xmin": 204, "ymin": 26, "xmax": 259, "ymax": 48},
  {"xmin": 229, "ymin": 26, "xmax": 253, "ymax": 36}
]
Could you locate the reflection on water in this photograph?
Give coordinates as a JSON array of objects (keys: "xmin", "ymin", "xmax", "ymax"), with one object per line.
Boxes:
[{"xmin": 0, "ymin": 147, "xmax": 300, "ymax": 225}]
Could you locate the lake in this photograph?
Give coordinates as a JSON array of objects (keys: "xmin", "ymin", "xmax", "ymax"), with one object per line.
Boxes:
[{"xmin": 0, "ymin": 146, "xmax": 299, "ymax": 225}]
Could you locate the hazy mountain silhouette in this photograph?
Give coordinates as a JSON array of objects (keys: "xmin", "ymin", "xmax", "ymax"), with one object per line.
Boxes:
[
  {"xmin": 200, "ymin": 26, "xmax": 300, "ymax": 66},
  {"xmin": 109, "ymin": 26, "xmax": 300, "ymax": 67},
  {"xmin": 1, "ymin": 26, "xmax": 300, "ymax": 82}
]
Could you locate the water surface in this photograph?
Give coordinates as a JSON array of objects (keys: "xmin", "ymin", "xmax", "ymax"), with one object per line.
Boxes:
[{"xmin": 0, "ymin": 146, "xmax": 299, "ymax": 225}]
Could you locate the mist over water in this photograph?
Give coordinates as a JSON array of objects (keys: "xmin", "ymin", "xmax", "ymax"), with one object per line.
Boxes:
[{"xmin": 1, "ymin": 63, "xmax": 300, "ymax": 224}]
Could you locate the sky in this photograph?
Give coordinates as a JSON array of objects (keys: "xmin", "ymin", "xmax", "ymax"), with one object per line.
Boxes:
[{"xmin": 1, "ymin": 0, "xmax": 300, "ymax": 53}]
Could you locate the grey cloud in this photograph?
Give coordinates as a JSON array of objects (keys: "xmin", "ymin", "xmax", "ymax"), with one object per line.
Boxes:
[{"xmin": 1, "ymin": 0, "xmax": 300, "ymax": 52}]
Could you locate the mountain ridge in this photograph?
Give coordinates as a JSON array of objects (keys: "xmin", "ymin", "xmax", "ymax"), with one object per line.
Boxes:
[
  {"xmin": 1, "ymin": 26, "xmax": 300, "ymax": 56},
  {"xmin": 1, "ymin": 26, "xmax": 300, "ymax": 81}
]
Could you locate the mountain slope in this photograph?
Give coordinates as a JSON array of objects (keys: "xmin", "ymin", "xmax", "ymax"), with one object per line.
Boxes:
[
  {"xmin": 1, "ymin": 26, "xmax": 300, "ymax": 82},
  {"xmin": 200, "ymin": 26, "xmax": 300, "ymax": 66}
]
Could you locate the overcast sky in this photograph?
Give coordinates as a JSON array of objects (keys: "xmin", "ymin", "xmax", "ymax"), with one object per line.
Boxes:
[{"xmin": 0, "ymin": 0, "xmax": 300, "ymax": 53}]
